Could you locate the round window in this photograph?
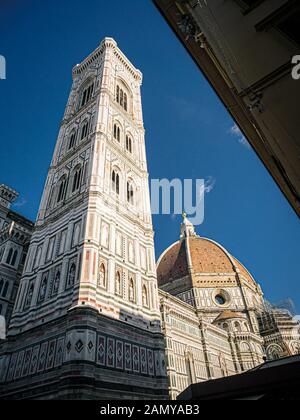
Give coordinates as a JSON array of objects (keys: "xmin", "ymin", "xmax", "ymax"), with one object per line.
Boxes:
[{"xmin": 215, "ymin": 294, "xmax": 226, "ymax": 306}]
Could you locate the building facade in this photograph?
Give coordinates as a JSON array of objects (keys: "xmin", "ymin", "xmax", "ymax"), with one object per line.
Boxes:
[
  {"xmin": 0, "ymin": 185, "xmax": 33, "ymax": 328},
  {"xmin": 157, "ymin": 215, "xmax": 300, "ymax": 399},
  {"xmin": 0, "ymin": 38, "xmax": 168, "ymax": 400},
  {"xmin": 154, "ymin": 0, "xmax": 300, "ymax": 218}
]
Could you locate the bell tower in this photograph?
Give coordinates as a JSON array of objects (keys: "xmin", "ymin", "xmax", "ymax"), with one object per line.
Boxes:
[{"xmin": 0, "ymin": 38, "xmax": 168, "ymax": 400}]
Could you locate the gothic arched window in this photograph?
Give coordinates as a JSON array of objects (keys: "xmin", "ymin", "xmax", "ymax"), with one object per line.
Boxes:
[
  {"xmin": 80, "ymin": 81, "xmax": 94, "ymax": 109},
  {"xmin": 113, "ymin": 124, "xmax": 121, "ymax": 142},
  {"xmin": 142, "ymin": 285, "xmax": 149, "ymax": 307},
  {"xmin": 72, "ymin": 166, "xmax": 83, "ymax": 193},
  {"xmin": 11, "ymin": 250, "xmax": 18, "ymax": 266},
  {"xmin": 127, "ymin": 182, "xmax": 134, "ymax": 205},
  {"xmin": 68, "ymin": 131, "xmax": 77, "ymax": 150},
  {"xmin": 57, "ymin": 176, "xmax": 68, "ymax": 203},
  {"xmin": 126, "ymin": 136, "xmax": 132, "ymax": 153},
  {"xmin": 81, "ymin": 121, "xmax": 89, "ymax": 141},
  {"xmin": 116, "ymin": 85, "xmax": 128, "ymax": 112},
  {"xmin": 112, "ymin": 170, "xmax": 120, "ymax": 195},
  {"xmin": 98, "ymin": 264, "xmax": 106, "ymax": 288},
  {"xmin": 6, "ymin": 248, "xmax": 13, "ymax": 265},
  {"xmin": 115, "ymin": 271, "xmax": 121, "ymax": 296}
]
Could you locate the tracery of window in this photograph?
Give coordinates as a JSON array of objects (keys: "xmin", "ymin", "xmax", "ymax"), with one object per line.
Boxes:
[
  {"xmin": 72, "ymin": 166, "xmax": 83, "ymax": 193},
  {"xmin": 116, "ymin": 85, "xmax": 128, "ymax": 112},
  {"xmin": 57, "ymin": 176, "xmax": 68, "ymax": 203},
  {"xmin": 126, "ymin": 135, "xmax": 132, "ymax": 153},
  {"xmin": 112, "ymin": 170, "xmax": 120, "ymax": 195},
  {"xmin": 80, "ymin": 82, "xmax": 94, "ymax": 109},
  {"xmin": 113, "ymin": 124, "xmax": 121, "ymax": 142}
]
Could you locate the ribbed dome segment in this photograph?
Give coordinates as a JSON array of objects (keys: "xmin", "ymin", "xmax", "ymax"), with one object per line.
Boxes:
[{"xmin": 157, "ymin": 236, "xmax": 257, "ymax": 287}]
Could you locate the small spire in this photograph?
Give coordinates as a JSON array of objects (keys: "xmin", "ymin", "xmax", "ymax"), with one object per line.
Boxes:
[{"xmin": 180, "ymin": 213, "xmax": 197, "ymax": 239}]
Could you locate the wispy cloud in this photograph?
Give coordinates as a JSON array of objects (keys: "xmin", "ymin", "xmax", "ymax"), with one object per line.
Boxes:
[
  {"xmin": 199, "ymin": 176, "xmax": 216, "ymax": 200},
  {"xmin": 13, "ymin": 198, "xmax": 27, "ymax": 208},
  {"xmin": 229, "ymin": 124, "xmax": 251, "ymax": 149}
]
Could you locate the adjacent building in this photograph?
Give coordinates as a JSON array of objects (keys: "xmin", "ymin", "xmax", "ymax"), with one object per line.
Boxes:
[
  {"xmin": 153, "ymin": 0, "xmax": 300, "ymax": 217},
  {"xmin": 0, "ymin": 185, "xmax": 33, "ymax": 327}
]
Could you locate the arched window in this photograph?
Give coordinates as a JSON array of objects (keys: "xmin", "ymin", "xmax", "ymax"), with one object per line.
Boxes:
[
  {"xmin": 98, "ymin": 264, "xmax": 106, "ymax": 288},
  {"xmin": 112, "ymin": 170, "xmax": 120, "ymax": 195},
  {"xmin": 0, "ymin": 279, "xmax": 3, "ymax": 295},
  {"xmin": 6, "ymin": 248, "xmax": 13, "ymax": 265},
  {"xmin": 127, "ymin": 182, "xmax": 134, "ymax": 205},
  {"xmin": 81, "ymin": 121, "xmax": 89, "ymax": 140},
  {"xmin": 2, "ymin": 282, "xmax": 8, "ymax": 298},
  {"xmin": 129, "ymin": 278, "xmax": 135, "ymax": 302},
  {"xmin": 11, "ymin": 250, "xmax": 18, "ymax": 266},
  {"xmin": 68, "ymin": 131, "xmax": 77, "ymax": 150},
  {"xmin": 72, "ymin": 166, "xmax": 83, "ymax": 193},
  {"xmin": 142, "ymin": 285, "xmax": 149, "ymax": 307},
  {"xmin": 115, "ymin": 271, "xmax": 121, "ymax": 296},
  {"xmin": 126, "ymin": 136, "xmax": 132, "ymax": 153},
  {"xmin": 113, "ymin": 124, "xmax": 121, "ymax": 142},
  {"xmin": 57, "ymin": 176, "xmax": 68, "ymax": 203},
  {"xmin": 80, "ymin": 82, "xmax": 94, "ymax": 108},
  {"xmin": 116, "ymin": 84, "xmax": 128, "ymax": 112}
]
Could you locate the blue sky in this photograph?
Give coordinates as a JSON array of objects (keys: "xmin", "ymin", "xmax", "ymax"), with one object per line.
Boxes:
[{"xmin": 0, "ymin": 0, "xmax": 299, "ymax": 309}]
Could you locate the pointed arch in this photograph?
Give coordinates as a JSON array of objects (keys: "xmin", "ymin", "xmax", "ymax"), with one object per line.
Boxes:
[
  {"xmin": 142, "ymin": 285, "xmax": 149, "ymax": 307},
  {"xmin": 57, "ymin": 175, "xmax": 68, "ymax": 203},
  {"xmin": 80, "ymin": 120, "xmax": 89, "ymax": 140},
  {"xmin": 72, "ymin": 165, "xmax": 83, "ymax": 193},
  {"xmin": 68, "ymin": 130, "xmax": 77, "ymax": 150},
  {"xmin": 98, "ymin": 263, "xmax": 106, "ymax": 288},
  {"xmin": 129, "ymin": 278, "xmax": 135, "ymax": 302}
]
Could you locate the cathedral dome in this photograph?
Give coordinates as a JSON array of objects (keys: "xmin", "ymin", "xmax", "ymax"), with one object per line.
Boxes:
[{"xmin": 157, "ymin": 216, "xmax": 257, "ymax": 289}]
